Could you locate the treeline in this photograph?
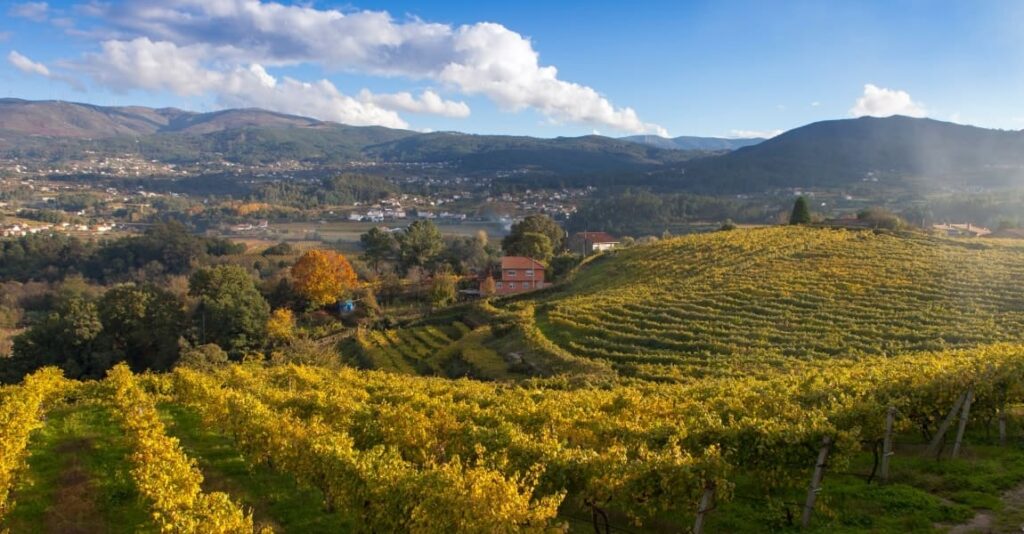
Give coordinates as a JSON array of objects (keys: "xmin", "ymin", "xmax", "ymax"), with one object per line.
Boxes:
[
  {"xmin": 565, "ymin": 190, "xmax": 782, "ymax": 237},
  {"xmin": 0, "ymin": 262, "xmax": 279, "ymax": 382},
  {"xmin": 0, "ymin": 222, "xmax": 244, "ymax": 283},
  {"xmin": 250, "ymin": 173, "xmax": 397, "ymax": 209},
  {"xmin": 360, "ymin": 215, "xmax": 576, "ymax": 282}
]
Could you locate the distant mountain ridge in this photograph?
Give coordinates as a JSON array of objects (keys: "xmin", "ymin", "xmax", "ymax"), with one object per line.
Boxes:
[
  {"xmin": 3, "ymin": 99, "xmax": 1024, "ymax": 193},
  {"xmin": 672, "ymin": 116, "xmax": 1024, "ymax": 192},
  {"xmin": 0, "ymin": 98, "xmax": 699, "ymax": 174},
  {"xmin": 620, "ymin": 134, "xmax": 764, "ymax": 151},
  {"xmin": 0, "ymin": 98, "xmax": 328, "ymax": 138}
]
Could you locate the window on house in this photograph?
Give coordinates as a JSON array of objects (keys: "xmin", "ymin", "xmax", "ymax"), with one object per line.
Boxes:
[
  {"xmin": 507, "ymin": 270, "xmax": 517, "ymax": 277},
  {"xmin": 509, "ymin": 282, "xmax": 516, "ymax": 289},
  {"xmin": 496, "ymin": 281, "xmax": 503, "ymax": 289},
  {"xmin": 522, "ymin": 281, "xmax": 531, "ymax": 289},
  {"xmin": 525, "ymin": 270, "xmax": 534, "ymax": 277}
]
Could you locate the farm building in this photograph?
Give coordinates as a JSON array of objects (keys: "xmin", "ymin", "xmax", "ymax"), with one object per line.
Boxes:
[{"xmin": 568, "ymin": 231, "xmax": 620, "ymax": 255}]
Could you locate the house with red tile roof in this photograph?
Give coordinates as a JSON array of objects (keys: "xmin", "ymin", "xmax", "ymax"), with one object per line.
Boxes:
[
  {"xmin": 482, "ymin": 256, "xmax": 547, "ymax": 295},
  {"xmin": 568, "ymin": 231, "xmax": 619, "ymax": 255}
]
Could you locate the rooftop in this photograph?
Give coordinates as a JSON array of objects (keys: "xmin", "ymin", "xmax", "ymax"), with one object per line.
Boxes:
[{"xmin": 501, "ymin": 256, "xmax": 546, "ymax": 270}]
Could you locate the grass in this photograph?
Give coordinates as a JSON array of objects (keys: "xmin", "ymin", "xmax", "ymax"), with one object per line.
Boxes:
[
  {"xmin": 702, "ymin": 435, "xmax": 1024, "ymax": 533},
  {"xmin": 158, "ymin": 403, "xmax": 351, "ymax": 533},
  {"xmin": 1, "ymin": 404, "xmax": 155, "ymax": 533}
]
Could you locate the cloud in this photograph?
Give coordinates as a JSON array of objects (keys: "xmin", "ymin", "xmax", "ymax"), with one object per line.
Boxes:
[
  {"xmin": 72, "ymin": 0, "xmax": 664, "ymax": 134},
  {"xmin": 79, "ymin": 39, "xmax": 407, "ymax": 128},
  {"xmin": 728, "ymin": 129, "xmax": 783, "ymax": 139},
  {"xmin": 850, "ymin": 84, "xmax": 926, "ymax": 118},
  {"xmin": 218, "ymin": 66, "xmax": 410, "ymax": 129},
  {"xmin": 810, "ymin": 101, "xmax": 821, "ymax": 107},
  {"xmin": 358, "ymin": 89, "xmax": 470, "ymax": 118},
  {"xmin": 9, "ymin": 50, "xmax": 86, "ymax": 90},
  {"xmin": 8, "ymin": 2, "xmax": 49, "ymax": 22},
  {"xmin": 82, "ymin": 38, "xmax": 222, "ymax": 95},
  {"xmin": 8, "ymin": 50, "xmax": 51, "ymax": 77}
]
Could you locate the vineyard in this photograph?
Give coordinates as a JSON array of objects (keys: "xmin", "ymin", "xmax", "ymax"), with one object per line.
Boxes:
[
  {"xmin": 541, "ymin": 227, "xmax": 1024, "ymax": 380},
  {"xmin": 4, "ymin": 227, "xmax": 1024, "ymax": 532}
]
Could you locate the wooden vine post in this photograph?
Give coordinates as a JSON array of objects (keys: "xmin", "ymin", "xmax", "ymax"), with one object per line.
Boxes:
[
  {"xmin": 692, "ymin": 480, "xmax": 716, "ymax": 534},
  {"xmin": 880, "ymin": 406, "xmax": 896, "ymax": 483},
  {"xmin": 951, "ymin": 388, "xmax": 974, "ymax": 459},
  {"xmin": 926, "ymin": 391, "xmax": 968, "ymax": 458},
  {"xmin": 801, "ymin": 436, "xmax": 831, "ymax": 529},
  {"xmin": 999, "ymin": 406, "xmax": 1007, "ymax": 447}
]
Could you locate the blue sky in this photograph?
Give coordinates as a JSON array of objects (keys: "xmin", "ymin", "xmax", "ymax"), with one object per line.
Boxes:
[{"xmin": 2, "ymin": 0, "xmax": 1022, "ymax": 138}]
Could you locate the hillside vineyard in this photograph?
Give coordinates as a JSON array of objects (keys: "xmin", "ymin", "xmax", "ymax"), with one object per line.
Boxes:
[
  {"xmin": 543, "ymin": 227, "xmax": 1024, "ymax": 381},
  {"xmin": 6, "ymin": 227, "xmax": 1024, "ymax": 532}
]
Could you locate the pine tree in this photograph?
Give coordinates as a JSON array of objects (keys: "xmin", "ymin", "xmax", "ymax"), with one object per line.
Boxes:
[{"xmin": 790, "ymin": 196, "xmax": 812, "ymax": 225}]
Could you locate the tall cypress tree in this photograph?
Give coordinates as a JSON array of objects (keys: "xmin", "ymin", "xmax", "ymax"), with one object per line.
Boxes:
[{"xmin": 790, "ymin": 196, "xmax": 812, "ymax": 225}]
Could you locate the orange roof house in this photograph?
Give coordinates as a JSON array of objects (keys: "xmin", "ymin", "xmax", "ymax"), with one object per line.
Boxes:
[{"xmin": 481, "ymin": 256, "xmax": 547, "ymax": 295}]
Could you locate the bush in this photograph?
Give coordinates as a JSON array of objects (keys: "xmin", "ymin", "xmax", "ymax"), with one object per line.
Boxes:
[{"xmin": 175, "ymin": 343, "xmax": 229, "ymax": 371}]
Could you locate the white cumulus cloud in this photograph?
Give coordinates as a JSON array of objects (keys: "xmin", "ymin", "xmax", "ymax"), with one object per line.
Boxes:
[
  {"xmin": 79, "ymin": 39, "xmax": 408, "ymax": 128},
  {"xmin": 8, "ymin": 50, "xmax": 51, "ymax": 77},
  {"xmin": 218, "ymin": 66, "xmax": 410, "ymax": 129},
  {"xmin": 850, "ymin": 84, "xmax": 926, "ymax": 118},
  {"xmin": 68, "ymin": 0, "xmax": 664, "ymax": 133},
  {"xmin": 82, "ymin": 38, "xmax": 222, "ymax": 96},
  {"xmin": 358, "ymin": 89, "xmax": 470, "ymax": 118}
]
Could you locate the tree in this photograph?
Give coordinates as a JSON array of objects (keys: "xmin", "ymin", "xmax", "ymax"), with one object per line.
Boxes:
[
  {"xmin": 503, "ymin": 215, "xmax": 565, "ymax": 254},
  {"xmin": 189, "ymin": 265, "xmax": 270, "ymax": 353},
  {"xmin": 503, "ymin": 232, "xmax": 554, "ymax": 263},
  {"xmin": 175, "ymin": 342, "xmax": 229, "ymax": 372},
  {"xmin": 360, "ymin": 227, "xmax": 399, "ymax": 272},
  {"xmin": 480, "ymin": 276, "xmax": 497, "ymax": 297},
  {"xmin": 440, "ymin": 232, "xmax": 497, "ymax": 274},
  {"xmin": 266, "ymin": 308, "xmax": 296, "ymax": 344},
  {"xmin": 857, "ymin": 207, "xmax": 904, "ymax": 230},
  {"xmin": 99, "ymin": 284, "xmax": 186, "ymax": 371},
  {"xmin": 790, "ymin": 196, "xmax": 812, "ymax": 225},
  {"xmin": 547, "ymin": 253, "xmax": 582, "ymax": 283},
  {"xmin": 261, "ymin": 241, "xmax": 295, "ymax": 256},
  {"xmin": 429, "ymin": 270, "xmax": 457, "ymax": 309},
  {"xmin": 399, "ymin": 220, "xmax": 444, "ymax": 272},
  {"xmin": 10, "ymin": 295, "xmax": 104, "ymax": 379},
  {"xmin": 291, "ymin": 250, "xmax": 359, "ymax": 308}
]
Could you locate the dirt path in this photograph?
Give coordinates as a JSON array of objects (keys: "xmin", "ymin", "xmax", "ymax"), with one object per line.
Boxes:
[
  {"xmin": 41, "ymin": 439, "xmax": 106, "ymax": 534},
  {"xmin": 946, "ymin": 481, "xmax": 1024, "ymax": 534}
]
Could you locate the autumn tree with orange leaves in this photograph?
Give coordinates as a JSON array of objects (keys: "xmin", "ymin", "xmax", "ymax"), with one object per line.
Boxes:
[{"xmin": 291, "ymin": 250, "xmax": 359, "ymax": 308}]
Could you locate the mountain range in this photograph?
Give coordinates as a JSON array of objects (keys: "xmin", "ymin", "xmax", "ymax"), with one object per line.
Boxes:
[
  {"xmin": 2, "ymin": 98, "xmax": 1024, "ymax": 193},
  {"xmin": 0, "ymin": 98, "xmax": 697, "ymax": 174},
  {"xmin": 0, "ymin": 98, "xmax": 330, "ymax": 137},
  {"xmin": 620, "ymin": 134, "xmax": 764, "ymax": 151},
  {"xmin": 673, "ymin": 116, "xmax": 1024, "ymax": 193}
]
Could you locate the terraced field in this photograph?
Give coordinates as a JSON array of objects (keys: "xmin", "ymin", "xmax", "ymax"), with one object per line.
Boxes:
[
  {"xmin": 354, "ymin": 321, "xmax": 515, "ymax": 379},
  {"xmin": 539, "ymin": 227, "xmax": 1024, "ymax": 379}
]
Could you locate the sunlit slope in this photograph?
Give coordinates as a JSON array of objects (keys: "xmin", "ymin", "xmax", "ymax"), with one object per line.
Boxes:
[{"xmin": 542, "ymin": 227, "xmax": 1024, "ymax": 377}]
